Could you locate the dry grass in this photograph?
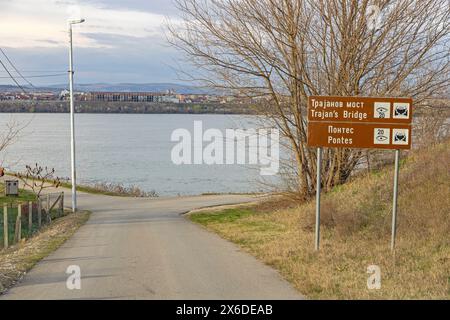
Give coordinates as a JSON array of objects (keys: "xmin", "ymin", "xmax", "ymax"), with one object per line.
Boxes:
[
  {"xmin": 190, "ymin": 140, "xmax": 450, "ymax": 299},
  {"xmin": 6, "ymin": 172, "xmax": 159, "ymax": 198},
  {"xmin": 87, "ymin": 182, "xmax": 159, "ymax": 198},
  {"xmin": 0, "ymin": 210, "xmax": 91, "ymax": 294}
]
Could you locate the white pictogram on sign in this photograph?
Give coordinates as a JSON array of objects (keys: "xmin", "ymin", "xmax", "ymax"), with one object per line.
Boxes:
[
  {"xmin": 392, "ymin": 129, "xmax": 409, "ymax": 145},
  {"xmin": 374, "ymin": 128, "xmax": 390, "ymax": 145},
  {"xmin": 374, "ymin": 102, "xmax": 391, "ymax": 119},
  {"xmin": 393, "ymin": 103, "xmax": 410, "ymax": 120}
]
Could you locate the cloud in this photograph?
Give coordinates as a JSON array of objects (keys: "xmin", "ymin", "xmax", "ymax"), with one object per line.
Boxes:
[
  {"xmin": 0, "ymin": 35, "xmax": 185, "ymax": 85},
  {"xmin": 76, "ymin": 0, "xmax": 180, "ymax": 16},
  {"xmin": 0, "ymin": 0, "xmax": 171, "ymax": 48},
  {"xmin": 0, "ymin": 0, "xmax": 188, "ymax": 85}
]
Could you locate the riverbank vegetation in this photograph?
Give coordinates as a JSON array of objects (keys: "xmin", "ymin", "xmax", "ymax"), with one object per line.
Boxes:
[
  {"xmin": 75, "ymin": 182, "xmax": 159, "ymax": 198},
  {"xmin": 7, "ymin": 172, "xmax": 158, "ymax": 198},
  {"xmin": 0, "ymin": 100, "xmax": 257, "ymax": 115},
  {"xmin": 190, "ymin": 139, "xmax": 450, "ymax": 299}
]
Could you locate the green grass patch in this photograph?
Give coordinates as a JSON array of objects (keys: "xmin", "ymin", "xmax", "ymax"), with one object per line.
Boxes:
[
  {"xmin": 190, "ymin": 208, "xmax": 254, "ymax": 225},
  {"xmin": 0, "ymin": 184, "xmax": 36, "ymax": 207},
  {"xmin": 0, "ymin": 185, "xmax": 38, "ymax": 247},
  {"xmin": 0, "ymin": 183, "xmax": 66, "ymax": 248}
]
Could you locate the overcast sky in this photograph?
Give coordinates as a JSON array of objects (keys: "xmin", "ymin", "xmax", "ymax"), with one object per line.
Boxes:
[{"xmin": 0, "ymin": 0, "xmax": 187, "ymax": 86}]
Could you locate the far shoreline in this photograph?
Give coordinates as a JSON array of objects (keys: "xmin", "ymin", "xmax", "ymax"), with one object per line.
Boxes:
[{"xmin": 0, "ymin": 100, "xmax": 258, "ymax": 115}]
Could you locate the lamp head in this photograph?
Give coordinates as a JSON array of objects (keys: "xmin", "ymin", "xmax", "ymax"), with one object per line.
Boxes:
[{"xmin": 68, "ymin": 18, "xmax": 85, "ymax": 25}]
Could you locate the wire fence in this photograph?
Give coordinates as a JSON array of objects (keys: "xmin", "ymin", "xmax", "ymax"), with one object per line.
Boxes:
[{"xmin": 0, "ymin": 192, "xmax": 64, "ymax": 249}]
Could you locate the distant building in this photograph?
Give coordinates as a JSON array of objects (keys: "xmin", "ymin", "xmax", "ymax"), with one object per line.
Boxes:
[
  {"xmin": 59, "ymin": 90, "xmax": 70, "ymax": 100},
  {"xmin": 0, "ymin": 92, "xmax": 32, "ymax": 100},
  {"xmin": 0, "ymin": 90, "xmax": 250, "ymax": 104},
  {"xmin": 32, "ymin": 92, "xmax": 57, "ymax": 101},
  {"xmin": 0, "ymin": 93, "xmax": 16, "ymax": 101},
  {"xmin": 86, "ymin": 92, "xmax": 180, "ymax": 103},
  {"xmin": 160, "ymin": 95, "xmax": 180, "ymax": 103}
]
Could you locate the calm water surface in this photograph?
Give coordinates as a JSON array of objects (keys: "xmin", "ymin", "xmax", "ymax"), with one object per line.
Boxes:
[{"xmin": 0, "ymin": 113, "xmax": 278, "ymax": 196}]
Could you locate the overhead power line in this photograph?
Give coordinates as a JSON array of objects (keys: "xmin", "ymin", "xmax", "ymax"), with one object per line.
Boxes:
[
  {"xmin": 0, "ymin": 47, "xmax": 36, "ymax": 89},
  {"xmin": 0, "ymin": 70, "xmax": 66, "ymax": 74},
  {"xmin": 0, "ymin": 73, "xmax": 67, "ymax": 79},
  {"xmin": 0, "ymin": 57, "xmax": 27, "ymax": 93}
]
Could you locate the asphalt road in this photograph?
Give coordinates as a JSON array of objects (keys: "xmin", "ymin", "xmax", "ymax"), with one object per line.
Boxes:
[{"xmin": 1, "ymin": 191, "xmax": 302, "ymax": 300}]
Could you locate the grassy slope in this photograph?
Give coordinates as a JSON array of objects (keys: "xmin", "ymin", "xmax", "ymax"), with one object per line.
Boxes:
[
  {"xmin": 0, "ymin": 185, "xmax": 38, "ymax": 246},
  {"xmin": 5, "ymin": 173, "xmax": 127, "ymax": 197},
  {"xmin": 190, "ymin": 141, "xmax": 450, "ymax": 299},
  {"xmin": 6, "ymin": 173, "xmax": 157, "ymax": 198}
]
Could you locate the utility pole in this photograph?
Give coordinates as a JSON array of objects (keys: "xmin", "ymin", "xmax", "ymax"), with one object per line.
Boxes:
[{"xmin": 68, "ymin": 18, "xmax": 85, "ymax": 213}]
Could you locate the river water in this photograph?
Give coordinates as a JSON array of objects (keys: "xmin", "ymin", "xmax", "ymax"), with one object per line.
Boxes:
[{"xmin": 0, "ymin": 113, "xmax": 278, "ymax": 196}]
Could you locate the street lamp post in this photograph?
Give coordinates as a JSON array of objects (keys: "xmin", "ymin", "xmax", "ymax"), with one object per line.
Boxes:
[{"xmin": 68, "ymin": 18, "xmax": 85, "ymax": 213}]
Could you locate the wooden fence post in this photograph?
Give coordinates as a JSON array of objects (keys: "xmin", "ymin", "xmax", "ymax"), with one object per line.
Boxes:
[
  {"xmin": 46, "ymin": 194, "xmax": 52, "ymax": 223},
  {"xmin": 46, "ymin": 194, "xmax": 51, "ymax": 223},
  {"xmin": 60, "ymin": 192, "xmax": 64, "ymax": 217},
  {"xmin": 3, "ymin": 204, "xmax": 8, "ymax": 249},
  {"xmin": 38, "ymin": 198, "xmax": 42, "ymax": 229},
  {"xmin": 15, "ymin": 204, "xmax": 22, "ymax": 243},
  {"xmin": 28, "ymin": 201, "xmax": 33, "ymax": 236}
]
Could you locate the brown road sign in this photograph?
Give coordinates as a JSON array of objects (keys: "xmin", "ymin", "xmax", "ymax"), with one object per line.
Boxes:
[
  {"xmin": 307, "ymin": 96, "xmax": 413, "ymax": 150},
  {"xmin": 308, "ymin": 96, "xmax": 412, "ymax": 252},
  {"xmin": 308, "ymin": 96, "xmax": 413, "ymax": 124},
  {"xmin": 307, "ymin": 122, "xmax": 412, "ymax": 150}
]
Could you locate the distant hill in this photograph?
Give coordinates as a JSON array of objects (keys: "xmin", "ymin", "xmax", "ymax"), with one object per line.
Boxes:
[
  {"xmin": 46, "ymin": 83, "xmax": 215, "ymax": 94},
  {"xmin": 0, "ymin": 85, "xmax": 18, "ymax": 92},
  {"xmin": 0, "ymin": 85, "xmax": 59, "ymax": 93},
  {"xmin": 0, "ymin": 83, "xmax": 217, "ymax": 95}
]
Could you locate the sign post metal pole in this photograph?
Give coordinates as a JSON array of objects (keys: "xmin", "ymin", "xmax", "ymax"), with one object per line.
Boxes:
[
  {"xmin": 315, "ymin": 147, "xmax": 322, "ymax": 251},
  {"xmin": 391, "ymin": 149, "xmax": 400, "ymax": 251}
]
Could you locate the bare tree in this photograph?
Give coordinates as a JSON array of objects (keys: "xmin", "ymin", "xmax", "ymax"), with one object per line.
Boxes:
[
  {"xmin": 169, "ymin": 0, "xmax": 450, "ymax": 199},
  {"xmin": 415, "ymin": 100, "xmax": 450, "ymax": 148},
  {"xmin": 0, "ymin": 118, "xmax": 24, "ymax": 154},
  {"xmin": 0, "ymin": 117, "xmax": 31, "ymax": 172},
  {"xmin": 17, "ymin": 164, "xmax": 61, "ymax": 198}
]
